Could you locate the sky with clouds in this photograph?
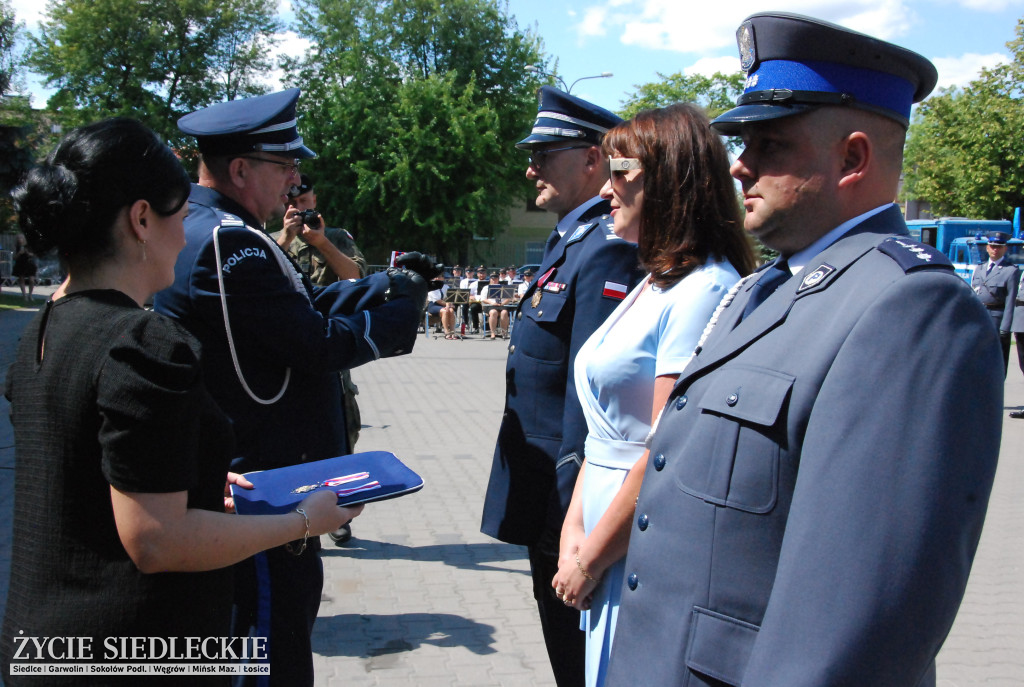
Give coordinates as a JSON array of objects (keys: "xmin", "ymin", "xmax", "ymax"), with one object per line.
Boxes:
[
  {"xmin": 7, "ymin": 0, "xmax": 1024, "ymax": 111},
  {"xmin": 509, "ymin": 0, "xmax": 1024, "ymax": 108}
]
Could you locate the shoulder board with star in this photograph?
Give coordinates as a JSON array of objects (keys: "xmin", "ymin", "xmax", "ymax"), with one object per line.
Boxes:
[
  {"xmin": 876, "ymin": 237, "xmax": 952, "ymax": 273},
  {"xmin": 596, "ymin": 214, "xmax": 629, "ymax": 241}
]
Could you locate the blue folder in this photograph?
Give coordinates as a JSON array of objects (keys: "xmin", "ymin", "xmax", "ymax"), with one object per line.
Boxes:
[{"xmin": 230, "ymin": 451, "xmax": 424, "ymax": 515}]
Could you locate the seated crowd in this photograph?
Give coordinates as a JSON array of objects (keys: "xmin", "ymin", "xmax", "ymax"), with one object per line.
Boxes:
[{"xmin": 426, "ymin": 263, "xmax": 533, "ymax": 339}]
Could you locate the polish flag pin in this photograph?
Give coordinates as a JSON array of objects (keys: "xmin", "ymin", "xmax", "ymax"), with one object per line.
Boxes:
[{"xmin": 602, "ymin": 281, "xmax": 627, "ymax": 300}]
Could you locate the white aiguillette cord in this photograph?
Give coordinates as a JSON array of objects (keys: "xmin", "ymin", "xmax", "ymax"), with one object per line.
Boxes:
[
  {"xmin": 642, "ymin": 274, "xmax": 756, "ymax": 450},
  {"xmin": 212, "ymin": 223, "xmax": 305, "ymax": 405}
]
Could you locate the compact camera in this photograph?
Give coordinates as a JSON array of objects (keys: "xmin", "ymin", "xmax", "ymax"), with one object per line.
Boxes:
[{"xmin": 297, "ymin": 209, "xmax": 321, "ymax": 226}]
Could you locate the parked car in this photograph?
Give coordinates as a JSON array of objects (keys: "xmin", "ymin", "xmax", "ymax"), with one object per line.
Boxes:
[{"xmin": 516, "ymin": 263, "xmax": 541, "ymax": 280}]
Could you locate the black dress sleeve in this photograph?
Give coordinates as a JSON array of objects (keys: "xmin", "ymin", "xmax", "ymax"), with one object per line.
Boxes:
[{"xmin": 97, "ymin": 313, "xmax": 205, "ymax": 493}]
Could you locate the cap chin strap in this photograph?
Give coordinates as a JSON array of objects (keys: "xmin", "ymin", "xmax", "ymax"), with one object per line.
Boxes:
[
  {"xmin": 738, "ymin": 88, "xmax": 854, "ymax": 107},
  {"xmin": 736, "ymin": 89, "xmax": 909, "ymax": 127},
  {"xmin": 212, "ymin": 223, "xmax": 309, "ymax": 405}
]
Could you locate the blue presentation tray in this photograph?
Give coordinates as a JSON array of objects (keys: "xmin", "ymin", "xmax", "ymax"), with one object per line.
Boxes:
[{"xmin": 230, "ymin": 451, "xmax": 424, "ymax": 514}]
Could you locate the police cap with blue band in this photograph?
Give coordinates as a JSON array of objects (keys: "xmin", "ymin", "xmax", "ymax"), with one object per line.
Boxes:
[
  {"xmin": 178, "ymin": 88, "xmax": 317, "ymax": 159},
  {"xmin": 516, "ymin": 85, "xmax": 623, "ymax": 150},
  {"xmin": 711, "ymin": 12, "xmax": 938, "ymax": 135}
]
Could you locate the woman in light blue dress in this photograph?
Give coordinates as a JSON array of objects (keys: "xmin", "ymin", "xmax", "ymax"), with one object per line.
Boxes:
[{"xmin": 551, "ymin": 104, "xmax": 757, "ymax": 687}]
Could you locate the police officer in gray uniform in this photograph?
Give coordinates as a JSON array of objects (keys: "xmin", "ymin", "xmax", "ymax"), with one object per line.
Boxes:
[
  {"xmin": 970, "ymin": 231, "xmax": 1018, "ymax": 373},
  {"xmin": 606, "ymin": 13, "xmax": 1003, "ymax": 687},
  {"xmin": 1011, "ymin": 268, "xmax": 1024, "ymax": 416}
]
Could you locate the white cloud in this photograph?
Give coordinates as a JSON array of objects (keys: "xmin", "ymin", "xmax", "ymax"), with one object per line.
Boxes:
[
  {"xmin": 834, "ymin": 1, "xmax": 917, "ymax": 41},
  {"xmin": 265, "ymin": 30, "xmax": 312, "ymax": 89},
  {"xmin": 684, "ymin": 56, "xmax": 744, "ymax": 77},
  {"xmin": 578, "ymin": 6, "xmax": 610, "ymax": 38},
  {"xmin": 952, "ymin": 0, "xmax": 1024, "ymax": 10},
  {"xmin": 932, "ymin": 52, "xmax": 1009, "ymax": 88},
  {"xmin": 9, "ymin": 0, "xmax": 45, "ymax": 29},
  {"xmin": 574, "ymin": 0, "xmax": 920, "ymax": 54}
]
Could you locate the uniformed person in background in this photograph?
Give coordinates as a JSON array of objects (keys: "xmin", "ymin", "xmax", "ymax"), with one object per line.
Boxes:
[
  {"xmin": 606, "ymin": 13, "xmax": 1003, "ymax": 687},
  {"xmin": 276, "ymin": 173, "xmax": 368, "ymax": 284},
  {"xmin": 517, "ymin": 267, "xmax": 535, "ymax": 299},
  {"xmin": 276, "ymin": 173, "xmax": 370, "ymax": 544},
  {"xmin": 1011, "ymin": 268, "xmax": 1024, "ymax": 416},
  {"xmin": 154, "ymin": 88, "xmax": 430, "ymax": 685},
  {"xmin": 481, "ymin": 86, "xmax": 644, "ymax": 687},
  {"xmin": 970, "ymin": 231, "xmax": 1018, "ymax": 373},
  {"xmin": 467, "ymin": 265, "xmax": 488, "ymax": 333}
]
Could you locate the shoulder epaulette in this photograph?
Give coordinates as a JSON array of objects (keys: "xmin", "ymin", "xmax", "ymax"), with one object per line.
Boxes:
[
  {"xmin": 219, "ymin": 214, "xmax": 246, "ymax": 228},
  {"xmin": 566, "ymin": 221, "xmax": 597, "ymax": 246},
  {"xmin": 876, "ymin": 237, "xmax": 953, "ymax": 273}
]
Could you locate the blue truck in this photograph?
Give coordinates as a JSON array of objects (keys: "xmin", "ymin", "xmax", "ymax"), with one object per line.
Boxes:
[{"xmin": 905, "ymin": 217, "xmax": 1024, "ymax": 282}]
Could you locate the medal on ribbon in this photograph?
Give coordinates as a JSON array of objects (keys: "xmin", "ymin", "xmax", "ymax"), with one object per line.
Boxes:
[{"xmin": 291, "ymin": 471, "xmax": 370, "ymax": 494}]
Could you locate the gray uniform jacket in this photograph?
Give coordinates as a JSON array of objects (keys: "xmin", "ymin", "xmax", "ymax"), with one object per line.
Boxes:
[
  {"xmin": 607, "ymin": 207, "xmax": 1003, "ymax": 687},
  {"xmin": 1011, "ymin": 270, "xmax": 1024, "ymax": 333},
  {"xmin": 970, "ymin": 259, "xmax": 1018, "ymax": 332}
]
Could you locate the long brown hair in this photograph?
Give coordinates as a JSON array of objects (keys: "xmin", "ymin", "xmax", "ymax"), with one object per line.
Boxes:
[{"xmin": 602, "ymin": 104, "xmax": 755, "ymax": 288}]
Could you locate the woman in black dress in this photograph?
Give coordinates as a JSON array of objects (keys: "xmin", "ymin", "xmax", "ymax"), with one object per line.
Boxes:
[
  {"xmin": 1, "ymin": 118, "xmax": 361, "ymax": 683},
  {"xmin": 11, "ymin": 233, "xmax": 38, "ymax": 302}
]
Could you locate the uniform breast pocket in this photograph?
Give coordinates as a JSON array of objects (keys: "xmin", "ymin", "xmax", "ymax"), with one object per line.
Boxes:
[
  {"xmin": 674, "ymin": 367, "xmax": 794, "ymax": 514},
  {"xmin": 519, "ymin": 292, "xmax": 570, "ymax": 362}
]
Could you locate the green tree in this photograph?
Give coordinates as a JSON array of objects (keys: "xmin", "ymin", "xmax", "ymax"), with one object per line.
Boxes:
[
  {"xmin": 1, "ymin": 0, "xmax": 23, "ymax": 95},
  {"xmin": 619, "ymin": 70, "xmax": 744, "ymax": 120},
  {"xmin": 27, "ymin": 0, "xmax": 280, "ymax": 145},
  {"xmin": 903, "ymin": 18, "xmax": 1024, "ymax": 219},
  {"xmin": 618, "ymin": 68, "xmax": 773, "ymax": 261},
  {"xmin": 286, "ymin": 0, "xmax": 544, "ymax": 263},
  {"xmin": 2, "ymin": 1, "xmax": 32, "ymax": 232}
]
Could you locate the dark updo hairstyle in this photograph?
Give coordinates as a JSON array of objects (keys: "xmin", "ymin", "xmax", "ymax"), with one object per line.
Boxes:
[
  {"xmin": 602, "ymin": 103, "xmax": 756, "ymax": 289},
  {"xmin": 12, "ymin": 118, "xmax": 191, "ymax": 263}
]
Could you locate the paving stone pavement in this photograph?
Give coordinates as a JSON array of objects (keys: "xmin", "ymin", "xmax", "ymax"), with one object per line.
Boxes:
[
  {"xmin": 1, "ymin": 284, "xmax": 1022, "ymax": 685},
  {"xmin": 311, "ymin": 331, "xmax": 554, "ymax": 687}
]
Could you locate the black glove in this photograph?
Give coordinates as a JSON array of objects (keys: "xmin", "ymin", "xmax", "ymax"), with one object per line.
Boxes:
[
  {"xmin": 384, "ymin": 267, "xmax": 430, "ymax": 309},
  {"xmin": 394, "ymin": 252, "xmax": 443, "ymax": 282}
]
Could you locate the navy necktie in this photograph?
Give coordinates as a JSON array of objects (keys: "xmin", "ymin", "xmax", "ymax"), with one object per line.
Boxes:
[
  {"xmin": 741, "ymin": 258, "xmax": 790, "ymax": 321},
  {"xmin": 544, "ymin": 228, "xmax": 561, "ymax": 258}
]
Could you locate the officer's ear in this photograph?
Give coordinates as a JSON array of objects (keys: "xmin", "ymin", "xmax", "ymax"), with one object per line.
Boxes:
[
  {"xmin": 836, "ymin": 131, "xmax": 871, "ymax": 190},
  {"xmin": 228, "ymin": 157, "xmax": 250, "ymax": 190}
]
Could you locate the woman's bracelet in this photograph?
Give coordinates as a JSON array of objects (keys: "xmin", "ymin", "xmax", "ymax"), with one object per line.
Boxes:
[
  {"xmin": 575, "ymin": 551, "xmax": 599, "ymax": 582},
  {"xmin": 286, "ymin": 507, "xmax": 310, "ymax": 556}
]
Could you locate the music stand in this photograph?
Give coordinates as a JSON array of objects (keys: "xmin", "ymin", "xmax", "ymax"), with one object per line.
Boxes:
[
  {"xmin": 444, "ymin": 287, "xmax": 470, "ymax": 305},
  {"xmin": 442, "ymin": 287, "xmax": 471, "ymax": 336},
  {"xmin": 494, "ymin": 285, "xmax": 518, "ymax": 305}
]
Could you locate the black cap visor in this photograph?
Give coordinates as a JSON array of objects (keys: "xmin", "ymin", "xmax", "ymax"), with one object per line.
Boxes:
[
  {"xmin": 516, "ymin": 132, "xmax": 592, "ymax": 150},
  {"xmin": 710, "ymin": 102, "xmax": 816, "ymax": 135}
]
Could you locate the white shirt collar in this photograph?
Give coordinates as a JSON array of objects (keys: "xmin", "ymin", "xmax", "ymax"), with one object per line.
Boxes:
[
  {"xmin": 556, "ymin": 196, "xmax": 604, "ymax": 237},
  {"xmin": 786, "ymin": 203, "xmax": 895, "ymax": 275}
]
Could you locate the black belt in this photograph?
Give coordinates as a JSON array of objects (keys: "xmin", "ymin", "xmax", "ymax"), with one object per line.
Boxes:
[{"xmin": 985, "ymin": 303, "xmax": 1004, "ymax": 310}]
